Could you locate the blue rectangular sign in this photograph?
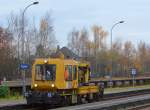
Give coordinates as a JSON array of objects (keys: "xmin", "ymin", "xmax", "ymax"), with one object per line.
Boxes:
[
  {"xmin": 131, "ymin": 68, "xmax": 136, "ymax": 75},
  {"xmin": 20, "ymin": 64, "xmax": 30, "ymax": 70}
]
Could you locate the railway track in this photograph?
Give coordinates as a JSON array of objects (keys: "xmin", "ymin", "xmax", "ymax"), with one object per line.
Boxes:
[
  {"xmin": 127, "ymin": 103, "xmax": 150, "ymax": 110},
  {"xmin": 0, "ymin": 104, "xmax": 49, "ymax": 110},
  {"xmin": 103, "ymin": 88, "xmax": 150, "ymax": 100},
  {"xmin": 1, "ymin": 88, "xmax": 150, "ymax": 110}
]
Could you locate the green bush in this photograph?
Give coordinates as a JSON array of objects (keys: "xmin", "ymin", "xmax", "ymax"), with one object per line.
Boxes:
[{"xmin": 0, "ymin": 84, "xmax": 9, "ymax": 98}]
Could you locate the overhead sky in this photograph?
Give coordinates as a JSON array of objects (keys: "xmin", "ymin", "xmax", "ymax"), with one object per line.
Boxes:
[{"xmin": 0, "ymin": 0, "xmax": 150, "ymax": 47}]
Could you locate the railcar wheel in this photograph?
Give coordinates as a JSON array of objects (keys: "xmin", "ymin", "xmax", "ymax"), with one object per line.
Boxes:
[
  {"xmin": 66, "ymin": 95, "xmax": 72, "ymax": 105},
  {"xmin": 61, "ymin": 96, "xmax": 67, "ymax": 106},
  {"xmin": 93, "ymin": 93, "xmax": 100, "ymax": 101},
  {"xmin": 99, "ymin": 90, "xmax": 104, "ymax": 98},
  {"xmin": 87, "ymin": 94, "xmax": 93, "ymax": 103},
  {"xmin": 77, "ymin": 95, "xmax": 82, "ymax": 104},
  {"xmin": 61, "ymin": 96, "xmax": 72, "ymax": 106},
  {"xmin": 26, "ymin": 97, "xmax": 34, "ymax": 106}
]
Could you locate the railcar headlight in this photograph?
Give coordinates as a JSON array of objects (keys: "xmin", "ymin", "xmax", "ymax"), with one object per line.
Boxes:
[
  {"xmin": 34, "ymin": 84, "xmax": 38, "ymax": 87},
  {"xmin": 51, "ymin": 84, "xmax": 55, "ymax": 88},
  {"xmin": 44, "ymin": 59, "xmax": 48, "ymax": 63}
]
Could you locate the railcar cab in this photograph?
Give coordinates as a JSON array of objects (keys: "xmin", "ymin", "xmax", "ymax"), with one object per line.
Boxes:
[
  {"xmin": 32, "ymin": 58, "xmax": 79, "ymax": 90},
  {"xmin": 78, "ymin": 62, "xmax": 91, "ymax": 85},
  {"xmin": 27, "ymin": 57, "xmax": 79, "ymax": 104},
  {"xmin": 32, "ymin": 59, "xmax": 57, "ymax": 91}
]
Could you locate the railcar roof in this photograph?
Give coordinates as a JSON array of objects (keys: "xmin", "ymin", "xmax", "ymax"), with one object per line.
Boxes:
[{"xmin": 33, "ymin": 58, "xmax": 78, "ymax": 64}]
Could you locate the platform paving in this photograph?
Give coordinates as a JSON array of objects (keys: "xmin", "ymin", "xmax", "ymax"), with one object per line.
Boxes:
[
  {"xmin": 105, "ymin": 85, "xmax": 150, "ymax": 94},
  {"xmin": 0, "ymin": 98, "xmax": 26, "ymax": 107}
]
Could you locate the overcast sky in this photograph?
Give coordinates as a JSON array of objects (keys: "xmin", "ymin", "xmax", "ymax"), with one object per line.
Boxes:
[{"xmin": 0, "ymin": 0, "xmax": 150, "ymax": 47}]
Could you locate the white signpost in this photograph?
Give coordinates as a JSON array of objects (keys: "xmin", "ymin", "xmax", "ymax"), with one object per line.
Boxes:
[
  {"xmin": 131, "ymin": 68, "xmax": 136, "ymax": 87},
  {"xmin": 20, "ymin": 64, "xmax": 30, "ymax": 96}
]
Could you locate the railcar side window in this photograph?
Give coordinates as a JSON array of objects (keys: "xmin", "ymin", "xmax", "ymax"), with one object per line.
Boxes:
[
  {"xmin": 68, "ymin": 65, "xmax": 72, "ymax": 80},
  {"xmin": 65, "ymin": 65, "xmax": 72, "ymax": 81},
  {"xmin": 35, "ymin": 64, "xmax": 56, "ymax": 81},
  {"xmin": 73, "ymin": 66, "xmax": 77, "ymax": 80}
]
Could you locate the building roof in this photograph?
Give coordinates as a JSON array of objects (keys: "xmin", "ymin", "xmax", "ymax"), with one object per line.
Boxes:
[{"xmin": 51, "ymin": 46, "xmax": 80, "ymax": 59}]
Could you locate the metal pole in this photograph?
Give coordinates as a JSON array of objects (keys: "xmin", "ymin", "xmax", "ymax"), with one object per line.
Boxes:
[
  {"xmin": 132, "ymin": 74, "xmax": 135, "ymax": 87},
  {"xmin": 17, "ymin": 35, "xmax": 20, "ymax": 78},
  {"xmin": 110, "ymin": 21, "xmax": 124, "ymax": 82},
  {"xmin": 21, "ymin": 1, "xmax": 39, "ymax": 96}
]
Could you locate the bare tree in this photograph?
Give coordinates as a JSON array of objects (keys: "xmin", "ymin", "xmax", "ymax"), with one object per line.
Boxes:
[
  {"xmin": 67, "ymin": 28, "xmax": 80, "ymax": 55},
  {"xmin": 137, "ymin": 41, "xmax": 149, "ymax": 73},
  {"xmin": 79, "ymin": 28, "xmax": 89, "ymax": 58},
  {"xmin": 92, "ymin": 25, "xmax": 108, "ymax": 73},
  {"xmin": 36, "ymin": 12, "xmax": 56, "ymax": 58},
  {"xmin": 0, "ymin": 27, "xmax": 17, "ymax": 80}
]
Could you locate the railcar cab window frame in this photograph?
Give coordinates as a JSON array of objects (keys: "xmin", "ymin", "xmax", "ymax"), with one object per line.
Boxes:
[{"xmin": 35, "ymin": 64, "xmax": 56, "ymax": 81}]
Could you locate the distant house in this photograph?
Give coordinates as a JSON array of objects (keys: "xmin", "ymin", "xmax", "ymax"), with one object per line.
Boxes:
[{"xmin": 51, "ymin": 46, "xmax": 80, "ymax": 60}]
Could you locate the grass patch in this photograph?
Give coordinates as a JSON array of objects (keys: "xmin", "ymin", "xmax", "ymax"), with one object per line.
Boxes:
[{"xmin": 0, "ymin": 84, "xmax": 9, "ymax": 98}]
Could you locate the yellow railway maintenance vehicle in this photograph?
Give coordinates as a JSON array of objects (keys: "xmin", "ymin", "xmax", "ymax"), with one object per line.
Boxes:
[{"xmin": 26, "ymin": 56, "xmax": 104, "ymax": 105}]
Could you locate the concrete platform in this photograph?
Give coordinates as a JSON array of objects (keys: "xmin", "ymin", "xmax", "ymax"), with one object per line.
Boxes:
[
  {"xmin": 0, "ymin": 98, "xmax": 26, "ymax": 107},
  {"xmin": 105, "ymin": 85, "xmax": 150, "ymax": 94}
]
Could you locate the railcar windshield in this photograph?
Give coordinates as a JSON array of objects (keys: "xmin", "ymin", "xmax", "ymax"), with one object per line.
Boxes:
[{"xmin": 35, "ymin": 64, "xmax": 56, "ymax": 81}]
